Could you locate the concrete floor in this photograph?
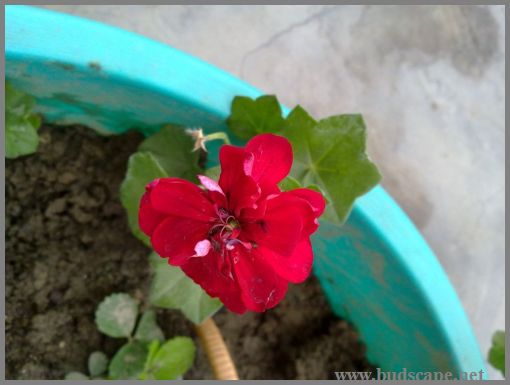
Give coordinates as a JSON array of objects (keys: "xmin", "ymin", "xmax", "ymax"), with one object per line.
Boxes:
[{"xmin": 39, "ymin": 5, "xmax": 506, "ymax": 378}]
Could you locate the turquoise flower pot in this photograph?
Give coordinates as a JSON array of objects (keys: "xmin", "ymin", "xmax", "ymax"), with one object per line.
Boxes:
[{"xmin": 6, "ymin": 5, "xmax": 486, "ymax": 378}]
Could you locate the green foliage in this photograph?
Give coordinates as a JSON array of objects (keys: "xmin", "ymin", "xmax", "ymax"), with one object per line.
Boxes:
[
  {"xmin": 278, "ymin": 175, "xmax": 302, "ymax": 191},
  {"xmin": 227, "ymin": 95, "xmax": 285, "ymax": 140},
  {"xmin": 140, "ymin": 337, "xmax": 196, "ymax": 380},
  {"xmin": 68, "ymin": 292, "xmax": 196, "ymax": 380},
  {"xmin": 109, "ymin": 341, "xmax": 149, "ymax": 380},
  {"xmin": 5, "ymin": 81, "xmax": 41, "ymax": 158},
  {"xmin": 138, "ymin": 124, "xmax": 201, "ymax": 182},
  {"xmin": 227, "ymin": 96, "xmax": 381, "ymax": 223},
  {"xmin": 285, "ymin": 108, "xmax": 380, "ymax": 222},
  {"xmin": 95, "ymin": 293, "xmax": 138, "ymax": 338},
  {"xmin": 120, "ymin": 152, "xmax": 168, "ymax": 246},
  {"xmin": 120, "ymin": 125, "xmax": 202, "ymax": 246},
  {"xmin": 65, "ymin": 351, "xmax": 109, "ymax": 380},
  {"xmin": 120, "ymin": 124, "xmax": 223, "ymax": 323},
  {"xmin": 204, "ymin": 165, "xmax": 221, "ymax": 180},
  {"xmin": 120, "ymin": 125, "xmax": 200, "ymax": 246},
  {"xmin": 65, "ymin": 372, "xmax": 89, "ymax": 380},
  {"xmin": 88, "ymin": 351, "xmax": 108, "ymax": 377},
  {"xmin": 149, "ymin": 252, "xmax": 222, "ymax": 324},
  {"xmin": 488, "ymin": 330, "xmax": 505, "ymax": 376},
  {"xmin": 134, "ymin": 310, "xmax": 165, "ymax": 343}
]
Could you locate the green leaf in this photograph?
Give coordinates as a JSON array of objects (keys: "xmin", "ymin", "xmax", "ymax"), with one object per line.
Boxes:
[
  {"xmin": 65, "ymin": 372, "xmax": 89, "ymax": 380},
  {"xmin": 149, "ymin": 252, "xmax": 222, "ymax": 324},
  {"xmin": 278, "ymin": 177, "xmax": 331, "ymax": 203},
  {"xmin": 140, "ymin": 340, "xmax": 161, "ymax": 379},
  {"xmin": 278, "ymin": 175, "xmax": 301, "ymax": 191},
  {"xmin": 88, "ymin": 351, "xmax": 108, "ymax": 377},
  {"xmin": 226, "ymin": 96, "xmax": 381, "ymax": 224},
  {"xmin": 227, "ymin": 95, "xmax": 285, "ymax": 140},
  {"xmin": 95, "ymin": 293, "xmax": 139, "ymax": 338},
  {"xmin": 6, "ymin": 115, "xmax": 40, "ymax": 159},
  {"xmin": 108, "ymin": 341, "xmax": 148, "ymax": 380},
  {"xmin": 6, "ymin": 81, "xmax": 35, "ymax": 114},
  {"xmin": 27, "ymin": 114, "xmax": 42, "ymax": 131},
  {"xmin": 283, "ymin": 106, "xmax": 381, "ymax": 223},
  {"xmin": 134, "ymin": 310, "xmax": 165, "ymax": 343},
  {"xmin": 120, "ymin": 125, "xmax": 203, "ymax": 245},
  {"xmin": 6, "ymin": 82, "xmax": 41, "ymax": 159},
  {"xmin": 138, "ymin": 124, "xmax": 201, "ymax": 182},
  {"xmin": 120, "ymin": 152, "xmax": 168, "ymax": 246},
  {"xmin": 305, "ymin": 184, "xmax": 330, "ymax": 204},
  {"xmin": 142, "ymin": 337, "xmax": 195, "ymax": 380},
  {"xmin": 204, "ymin": 165, "xmax": 221, "ymax": 181},
  {"xmin": 488, "ymin": 330, "xmax": 505, "ymax": 376}
]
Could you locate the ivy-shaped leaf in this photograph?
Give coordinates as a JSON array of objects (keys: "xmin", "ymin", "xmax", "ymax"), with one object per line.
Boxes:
[
  {"xmin": 227, "ymin": 95, "xmax": 285, "ymax": 140},
  {"xmin": 278, "ymin": 175, "xmax": 301, "ymax": 191},
  {"xmin": 149, "ymin": 252, "xmax": 222, "ymax": 324},
  {"xmin": 134, "ymin": 310, "xmax": 165, "ymax": 343},
  {"xmin": 227, "ymin": 96, "xmax": 381, "ymax": 224},
  {"xmin": 88, "ymin": 351, "xmax": 108, "ymax": 377},
  {"xmin": 283, "ymin": 107, "xmax": 380, "ymax": 222},
  {"xmin": 108, "ymin": 341, "xmax": 148, "ymax": 380},
  {"xmin": 141, "ymin": 337, "xmax": 195, "ymax": 380},
  {"xmin": 6, "ymin": 81, "xmax": 41, "ymax": 159},
  {"xmin": 95, "ymin": 293, "xmax": 138, "ymax": 338},
  {"xmin": 489, "ymin": 330, "xmax": 505, "ymax": 376}
]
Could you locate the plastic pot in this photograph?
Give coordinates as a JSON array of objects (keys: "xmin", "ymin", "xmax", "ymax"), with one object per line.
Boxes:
[{"xmin": 6, "ymin": 5, "xmax": 486, "ymax": 378}]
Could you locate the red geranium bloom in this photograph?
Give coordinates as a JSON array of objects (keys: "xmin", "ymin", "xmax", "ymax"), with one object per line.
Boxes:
[{"xmin": 139, "ymin": 133, "xmax": 325, "ymax": 314}]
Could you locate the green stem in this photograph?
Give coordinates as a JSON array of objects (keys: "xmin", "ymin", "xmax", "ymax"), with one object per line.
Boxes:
[{"xmin": 204, "ymin": 132, "xmax": 231, "ymax": 145}]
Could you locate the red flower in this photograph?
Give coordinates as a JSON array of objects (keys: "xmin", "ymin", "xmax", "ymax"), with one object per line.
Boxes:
[{"xmin": 139, "ymin": 133, "xmax": 325, "ymax": 313}]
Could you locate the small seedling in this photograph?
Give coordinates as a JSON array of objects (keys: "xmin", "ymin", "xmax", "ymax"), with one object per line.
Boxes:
[
  {"xmin": 65, "ymin": 351, "xmax": 109, "ymax": 380},
  {"xmin": 65, "ymin": 293, "xmax": 195, "ymax": 380}
]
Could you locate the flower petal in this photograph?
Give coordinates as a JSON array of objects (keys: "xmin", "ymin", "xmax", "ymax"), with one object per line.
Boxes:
[
  {"xmin": 218, "ymin": 145, "xmax": 246, "ymax": 193},
  {"xmin": 242, "ymin": 193, "xmax": 312, "ymax": 257},
  {"xmin": 198, "ymin": 174, "xmax": 224, "ymax": 195},
  {"xmin": 218, "ymin": 145, "xmax": 261, "ymax": 215},
  {"xmin": 232, "ymin": 248, "xmax": 288, "ymax": 312},
  {"xmin": 245, "ymin": 133, "xmax": 293, "ymax": 187},
  {"xmin": 151, "ymin": 216, "xmax": 211, "ymax": 266},
  {"xmin": 239, "ymin": 198, "xmax": 267, "ymax": 222},
  {"xmin": 286, "ymin": 188, "xmax": 326, "ymax": 235},
  {"xmin": 149, "ymin": 178, "xmax": 215, "ymax": 222},
  {"xmin": 287, "ymin": 188, "xmax": 326, "ymax": 216},
  {"xmin": 259, "ymin": 239, "xmax": 314, "ymax": 283},
  {"xmin": 181, "ymin": 251, "xmax": 247, "ymax": 314},
  {"xmin": 138, "ymin": 191, "xmax": 167, "ymax": 236},
  {"xmin": 229, "ymin": 175, "xmax": 260, "ymax": 216}
]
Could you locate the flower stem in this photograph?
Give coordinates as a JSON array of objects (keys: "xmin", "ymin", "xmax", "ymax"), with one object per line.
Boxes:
[{"xmin": 204, "ymin": 132, "xmax": 231, "ymax": 145}]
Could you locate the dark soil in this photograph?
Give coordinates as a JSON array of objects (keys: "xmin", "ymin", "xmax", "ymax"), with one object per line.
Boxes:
[{"xmin": 6, "ymin": 125, "xmax": 374, "ymax": 380}]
